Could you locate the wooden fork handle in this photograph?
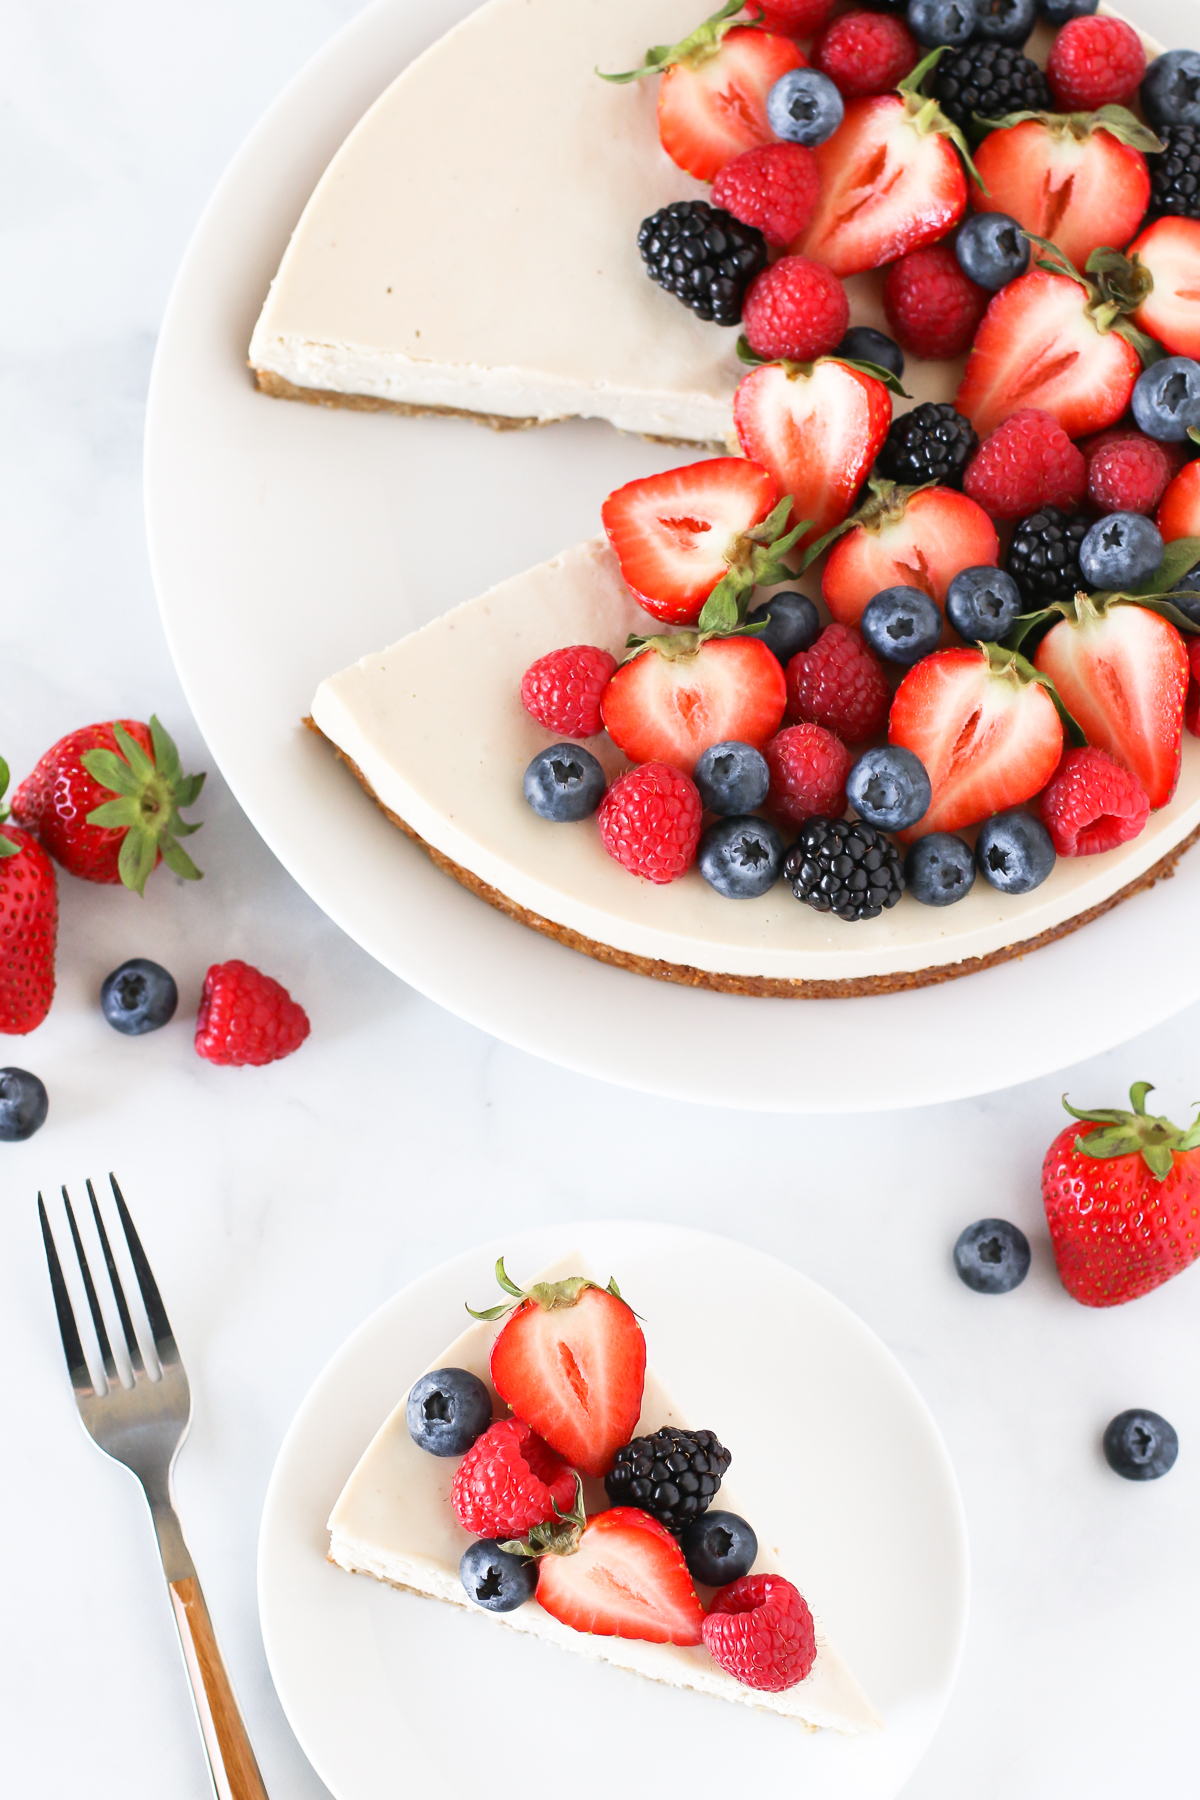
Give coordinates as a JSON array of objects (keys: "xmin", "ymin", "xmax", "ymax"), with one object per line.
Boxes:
[{"xmin": 169, "ymin": 1575, "xmax": 269, "ymax": 1800}]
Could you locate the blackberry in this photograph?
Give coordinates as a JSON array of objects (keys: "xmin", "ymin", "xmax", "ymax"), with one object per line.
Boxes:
[
  {"xmin": 930, "ymin": 41, "xmax": 1051, "ymax": 133},
  {"xmin": 605, "ymin": 1427, "xmax": 731, "ymax": 1531},
  {"xmin": 1005, "ymin": 508, "xmax": 1091, "ymax": 607},
  {"xmin": 784, "ymin": 817, "xmax": 905, "ymax": 921},
  {"xmin": 637, "ymin": 201, "xmax": 767, "ymax": 326},
  {"xmin": 1148, "ymin": 124, "xmax": 1200, "ymax": 221},
  {"xmin": 876, "ymin": 402, "xmax": 978, "ymax": 489}
]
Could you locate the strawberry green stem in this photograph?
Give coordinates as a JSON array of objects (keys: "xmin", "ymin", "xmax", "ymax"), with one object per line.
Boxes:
[
  {"xmin": 466, "ymin": 1256, "xmax": 625, "ymax": 1323},
  {"xmin": 597, "ymin": 0, "xmax": 757, "ymax": 82},
  {"xmin": 1064, "ymin": 1082, "xmax": 1200, "ymax": 1181}
]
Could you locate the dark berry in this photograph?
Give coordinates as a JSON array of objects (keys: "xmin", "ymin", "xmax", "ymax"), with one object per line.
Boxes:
[
  {"xmin": 1038, "ymin": 0, "xmax": 1096, "ymax": 21},
  {"xmin": 1132, "ymin": 357, "xmax": 1200, "ymax": 443},
  {"xmin": 1148, "ymin": 124, "xmax": 1200, "ymax": 221},
  {"xmin": 1141, "ymin": 48, "xmax": 1200, "ymax": 130},
  {"xmin": 680, "ymin": 1511, "xmax": 758, "ymax": 1586},
  {"xmin": 861, "ymin": 585, "xmax": 943, "ymax": 665},
  {"xmin": 905, "ymin": 832, "xmax": 975, "ymax": 905},
  {"xmin": 876, "ymin": 402, "xmax": 978, "ymax": 490},
  {"xmin": 100, "ymin": 958, "xmax": 178, "ymax": 1035},
  {"xmin": 0, "ymin": 1067, "xmax": 48, "ymax": 1141},
  {"xmin": 694, "ymin": 742, "xmax": 771, "ymax": 815},
  {"xmin": 750, "ymin": 591, "xmax": 821, "ymax": 665},
  {"xmin": 605, "ymin": 1427, "xmax": 731, "ymax": 1531},
  {"xmin": 1171, "ymin": 561, "xmax": 1200, "ymax": 625},
  {"xmin": 406, "ymin": 1368, "xmax": 493, "ymax": 1457},
  {"xmin": 909, "ymin": 0, "xmax": 981, "ymax": 51},
  {"xmin": 836, "ymin": 326, "xmax": 905, "ymax": 381},
  {"xmin": 1103, "ymin": 1409, "xmax": 1179, "ymax": 1481},
  {"xmin": 523, "ymin": 744, "xmax": 606, "ymax": 821},
  {"xmin": 955, "ymin": 212, "xmax": 1030, "ymax": 289},
  {"xmin": 785, "ymin": 816, "xmax": 905, "ymax": 921},
  {"xmin": 975, "ymin": 810, "xmax": 1056, "ymax": 893},
  {"xmin": 766, "ymin": 69, "xmax": 844, "ymax": 146},
  {"xmin": 974, "ymin": 0, "xmax": 1037, "ymax": 43},
  {"xmin": 930, "ymin": 39, "xmax": 1051, "ymax": 133},
  {"xmin": 698, "ymin": 814, "xmax": 786, "ymax": 898},
  {"xmin": 945, "ymin": 565, "xmax": 1021, "ymax": 642},
  {"xmin": 847, "ymin": 746, "xmax": 932, "ymax": 831},
  {"xmin": 459, "ymin": 1539, "xmax": 539, "ymax": 1611},
  {"xmin": 1078, "ymin": 512, "xmax": 1164, "ymax": 589},
  {"xmin": 1005, "ymin": 508, "xmax": 1091, "ymax": 608},
  {"xmin": 637, "ymin": 201, "xmax": 768, "ymax": 327},
  {"xmin": 954, "ymin": 1218, "xmax": 1031, "ymax": 1293}
]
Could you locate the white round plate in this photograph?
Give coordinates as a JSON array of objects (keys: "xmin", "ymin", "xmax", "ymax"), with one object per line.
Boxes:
[
  {"xmin": 144, "ymin": 0, "xmax": 1200, "ymax": 1113},
  {"xmin": 258, "ymin": 1223, "xmax": 968, "ymax": 1800}
]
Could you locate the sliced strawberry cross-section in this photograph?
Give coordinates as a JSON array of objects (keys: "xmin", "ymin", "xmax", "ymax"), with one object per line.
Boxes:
[
  {"xmin": 658, "ymin": 27, "xmax": 808, "ymax": 183},
  {"xmin": 821, "ymin": 481, "xmax": 998, "ymax": 635},
  {"xmin": 1128, "ymin": 215, "xmax": 1200, "ymax": 363},
  {"xmin": 536, "ymin": 1507, "xmax": 706, "ymax": 1645},
  {"xmin": 602, "ymin": 634, "xmax": 788, "ymax": 775}
]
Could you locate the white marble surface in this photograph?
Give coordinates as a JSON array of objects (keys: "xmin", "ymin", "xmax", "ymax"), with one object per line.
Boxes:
[{"xmin": 2, "ymin": 2, "xmax": 1199, "ymax": 1793}]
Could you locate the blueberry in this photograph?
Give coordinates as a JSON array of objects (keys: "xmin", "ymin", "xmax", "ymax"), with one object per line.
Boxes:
[
  {"xmin": 1131, "ymin": 356, "xmax": 1200, "ymax": 442},
  {"xmin": 1172, "ymin": 563, "xmax": 1200, "ymax": 625},
  {"xmin": 1141, "ymin": 49, "xmax": 1200, "ymax": 130},
  {"xmin": 955, "ymin": 213, "xmax": 1030, "ymax": 290},
  {"xmin": 1038, "ymin": 0, "xmax": 1096, "ymax": 21},
  {"xmin": 524, "ymin": 744, "xmax": 606, "ymax": 821},
  {"xmin": 847, "ymin": 746, "xmax": 932, "ymax": 831},
  {"xmin": 974, "ymin": 0, "xmax": 1037, "ymax": 41},
  {"xmin": 0, "ymin": 1068, "xmax": 48, "ymax": 1142},
  {"xmin": 694, "ymin": 742, "xmax": 770, "ymax": 815},
  {"xmin": 1103, "ymin": 1409, "xmax": 1179, "ymax": 1481},
  {"xmin": 749, "ymin": 591, "xmax": 821, "ymax": 665},
  {"xmin": 953, "ymin": 1218, "xmax": 1031, "ymax": 1293},
  {"xmin": 861, "ymin": 585, "xmax": 942, "ymax": 665},
  {"xmin": 974, "ymin": 810, "xmax": 1056, "ymax": 894},
  {"xmin": 905, "ymin": 833, "xmax": 976, "ymax": 905},
  {"xmin": 945, "ymin": 565, "xmax": 1022, "ymax": 643},
  {"xmin": 459, "ymin": 1539, "xmax": 539, "ymax": 1611},
  {"xmin": 100, "ymin": 958, "xmax": 179, "ymax": 1035},
  {"xmin": 766, "ymin": 68, "xmax": 844, "ymax": 146},
  {"xmin": 1078, "ymin": 512, "xmax": 1164, "ymax": 591},
  {"xmin": 698, "ymin": 815, "xmax": 786, "ymax": 898},
  {"xmin": 680, "ymin": 1511, "xmax": 759, "ymax": 1587},
  {"xmin": 835, "ymin": 326, "xmax": 905, "ymax": 381},
  {"xmin": 406, "ymin": 1368, "xmax": 493, "ymax": 1456},
  {"xmin": 908, "ymin": 0, "xmax": 980, "ymax": 49}
]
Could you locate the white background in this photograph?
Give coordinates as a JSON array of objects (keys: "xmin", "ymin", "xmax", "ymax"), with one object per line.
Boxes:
[{"xmin": 2, "ymin": 2, "xmax": 1199, "ymax": 1794}]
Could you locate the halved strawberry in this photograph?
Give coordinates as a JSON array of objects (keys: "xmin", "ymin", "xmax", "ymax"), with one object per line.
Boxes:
[
  {"xmin": 956, "ymin": 269, "xmax": 1141, "ymax": 439},
  {"xmin": 1158, "ymin": 460, "xmax": 1200, "ymax": 543},
  {"xmin": 601, "ymin": 635, "xmax": 787, "ymax": 773},
  {"xmin": 734, "ymin": 358, "xmax": 892, "ymax": 544},
  {"xmin": 601, "ymin": 458, "xmax": 778, "ymax": 628},
  {"xmin": 659, "ymin": 28, "xmax": 806, "ymax": 183},
  {"xmin": 478, "ymin": 1263, "xmax": 647, "ymax": 1478},
  {"xmin": 1129, "ymin": 216, "xmax": 1200, "ymax": 362},
  {"xmin": 1033, "ymin": 599, "xmax": 1188, "ymax": 809},
  {"xmin": 970, "ymin": 116, "xmax": 1151, "ymax": 273},
  {"xmin": 821, "ymin": 482, "xmax": 998, "ymax": 636},
  {"xmin": 888, "ymin": 645, "xmax": 1064, "ymax": 838},
  {"xmin": 536, "ymin": 1507, "xmax": 706, "ymax": 1645}
]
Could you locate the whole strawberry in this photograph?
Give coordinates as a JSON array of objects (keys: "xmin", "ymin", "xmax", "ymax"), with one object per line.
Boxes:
[
  {"xmin": 194, "ymin": 960, "xmax": 310, "ymax": 1066},
  {"xmin": 0, "ymin": 759, "xmax": 57, "ymax": 1035},
  {"xmin": 12, "ymin": 716, "xmax": 203, "ymax": 894},
  {"xmin": 1043, "ymin": 1082, "xmax": 1200, "ymax": 1306}
]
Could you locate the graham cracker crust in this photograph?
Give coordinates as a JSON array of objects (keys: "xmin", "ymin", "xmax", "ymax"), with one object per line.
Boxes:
[{"xmin": 305, "ymin": 717, "xmax": 1200, "ymax": 998}]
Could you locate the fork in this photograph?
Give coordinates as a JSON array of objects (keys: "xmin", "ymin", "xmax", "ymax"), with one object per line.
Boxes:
[{"xmin": 39, "ymin": 1174, "xmax": 268, "ymax": 1800}]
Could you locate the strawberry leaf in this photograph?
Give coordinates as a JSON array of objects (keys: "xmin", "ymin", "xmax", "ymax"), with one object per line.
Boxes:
[
  {"xmin": 499, "ymin": 1475, "xmax": 587, "ymax": 1560},
  {"xmin": 597, "ymin": 0, "xmax": 753, "ymax": 82},
  {"xmin": 1063, "ymin": 1082, "xmax": 1200, "ymax": 1180},
  {"xmin": 986, "ymin": 644, "xmax": 1087, "ymax": 745},
  {"xmin": 976, "ymin": 106, "xmax": 1163, "ymax": 154},
  {"xmin": 81, "ymin": 715, "xmax": 204, "ymax": 894},
  {"xmin": 736, "ymin": 339, "xmax": 911, "ymax": 397},
  {"xmin": 902, "ymin": 47, "xmax": 989, "ymax": 191},
  {"xmin": 1134, "ymin": 534, "xmax": 1200, "ymax": 595}
]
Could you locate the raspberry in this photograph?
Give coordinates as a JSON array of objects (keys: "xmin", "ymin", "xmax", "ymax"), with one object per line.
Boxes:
[
  {"xmin": 1084, "ymin": 432, "xmax": 1174, "ymax": 516},
  {"xmin": 883, "ymin": 245, "xmax": 989, "ymax": 360},
  {"xmin": 741, "ymin": 255, "xmax": 849, "ymax": 362},
  {"xmin": 1040, "ymin": 747, "xmax": 1150, "ymax": 856},
  {"xmin": 764, "ymin": 723, "xmax": 853, "ymax": 825},
  {"xmin": 813, "ymin": 10, "xmax": 918, "ymax": 98},
  {"xmin": 702, "ymin": 1574, "xmax": 817, "ymax": 1692},
  {"xmin": 1047, "ymin": 15, "xmax": 1145, "ymax": 112},
  {"xmin": 758, "ymin": 0, "xmax": 838, "ymax": 36},
  {"xmin": 785, "ymin": 623, "xmax": 890, "ymax": 744},
  {"xmin": 521, "ymin": 644, "xmax": 617, "ymax": 738},
  {"xmin": 712, "ymin": 144, "xmax": 820, "ymax": 249},
  {"xmin": 450, "ymin": 1419, "xmax": 577, "ymax": 1539},
  {"xmin": 1187, "ymin": 637, "xmax": 1200, "ymax": 738},
  {"xmin": 194, "ymin": 960, "xmax": 310, "ymax": 1066},
  {"xmin": 962, "ymin": 408, "xmax": 1087, "ymax": 522},
  {"xmin": 597, "ymin": 762, "xmax": 702, "ymax": 883}
]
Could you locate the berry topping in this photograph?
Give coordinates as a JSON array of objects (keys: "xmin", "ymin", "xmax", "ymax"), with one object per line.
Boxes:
[
  {"xmin": 1039, "ymin": 747, "xmax": 1151, "ymax": 855},
  {"xmin": 883, "ymin": 244, "xmax": 989, "ymax": 359},
  {"xmin": 524, "ymin": 745, "xmax": 607, "ymax": 822},
  {"xmin": 954, "ymin": 212, "xmax": 1030, "ymax": 291},
  {"xmin": 975, "ymin": 809, "xmax": 1056, "ymax": 893},
  {"xmin": 521, "ymin": 645, "xmax": 616, "ymax": 738},
  {"xmin": 637, "ymin": 201, "xmax": 768, "ymax": 328},
  {"xmin": 786, "ymin": 622, "xmax": 891, "ymax": 743},
  {"xmin": 975, "ymin": 0, "xmax": 1037, "ymax": 46},
  {"xmin": 929, "ymin": 39, "xmax": 1051, "ymax": 130},
  {"xmin": 765, "ymin": 723, "xmax": 853, "ymax": 824},
  {"xmin": 861, "ymin": 586, "xmax": 943, "ymax": 665},
  {"xmin": 1047, "ymin": 15, "xmax": 1145, "ymax": 113},
  {"xmin": 1085, "ymin": 432, "xmax": 1174, "ymax": 517},
  {"xmin": 0, "ymin": 815, "xmax": 56, "ymax": 1037},
  {"xmin": 1040, "ymin": 0, "xmax": 1099, "ymax": 23},
  {"xmin": 1104, "ymin": 1410, "xmax": 1179, "ymax": 1480},
  {"xmin": 459, "ymin": 1540, "xmax": 539, "ymax": 1612},
  {"xmin": 766, "ymin": 67, "xmax": 845, "ymax": 146},
  {"xmin": 742, "ymin": 255, "xmax": 850, "ymax": 363},
  {"xmin": 602, "ymin": 637, "xmax": 787, "ymax": 775},
  {"xmin": 450, "ymin": 1418, "xmax": 577, "ymax": 1539},
  {"xmin": 693, "ymin": 741, "xmax": 771, "ymax": 815},
  {"xmin": 0, "ymin": 1067, "xmax": 49, "ymax": 1142},
  {"xmin": 711, "ymin": 143, "xmax": 821, "ymax": 249},
  {"xmin": 100, "ymin": 958, "xmax": 178, "ymax": 1036},
  {"xmin": 785, "ymin": 815, "xmax": 905, "ymax": 918},
  {"xmin": 194, "ymin": 960, "xmax": 310, "ymax": 1067},
  {"xmin": 963, "ymin": 407, "xmax": 1087, "ymax": 521},
  {"xmin": 876, "ymin": 401, "xmax": 979, "ymax": 489},
  {"xmin": 945, "ymin": 564, "xmax": 1021, "ymax": 642},
  {"xmin": 953, "ymin": 1218, "xmax": 1032, "ymax": 1293},
  {"xmin": 1148, "ymin": 123, "xmax": 1200, "ymax": 221},
  {"xmin": 1141, "ymin": 48, "xmax": 1200, "ymax": 130},
  {"xmin": 1128, "ymin": 216, "xmax": 1200, "ymax": 364},
  {"xmin": 846, "ymin": 744, "xmax": 932, "ymax": 830},
  {"xmin": 680, "ymin": 1510, "xmax": 759, "ymax": 1587},
  {"xmin": 908, "ymin": 0, "xmax": 980, "ymax": 50},
  {"xmin": 904, "ymin": 831, "xmax": 976, "ymax": 904},
  {"xmin": 702, "ymin": 1574, "xmax": 817, "ymax": 1691},
  {"xmin": 823, "ymin": 481, "xmax": 999, "ymax": 629},
  {"xmin": 1077, "ymin": 512, "xmax": 1164, "ymax": 590},
  {"xmin": 698, "ymin": 815, "xmax": 788, "ymax": 898},
  {"xmin": 749, "ymin": 590, "xmax": 822, "ymax": 665},
  {"xmin": 1004, "ymin": 507, "xmax": 1091, "ymax": 607},
  {"xmin": 759, "ymin": 0, "xmax": 839, "ymax": 33},
  {"xmin": 970, "ymin": 114, "xmax": 1153, "ymax": 274},
  {"xmin": 655, "ymin": 27, "xmax": 808, "ymax": 183},
  {"xmin": 406, "ymin": 1368, "xmax": 493, "ymax": 1458},
  {"xmin": 836, "ymin": 325, "xmax": 906, "ymax": 379},
  {"xmin": 536, "ymin": 1507, "xmax": 706, "ymax": 1645},
  {"xmin": 813, "ymin": 10, "xmax": 919, "ymax": 98},
  {"xmin": 1132, "ymin": 356, "xmax": 1200, "ymax": 443},
  {"xmin": 605, "ymin": 1426, "xmax": 732, "ymax": 1529}
]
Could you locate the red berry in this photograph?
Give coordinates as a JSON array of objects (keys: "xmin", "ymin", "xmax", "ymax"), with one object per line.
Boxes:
[
  {"xmin": 0, "ymin": 825, "xmax": 57, "ymax": 1035},
  {"xmin": 1084, "ymin": 432, "xmax": 1174, "ymax": 516},
  {"xmin": 813, "ymin": 10, "xmax": 918, "ymax": 98},
  {"xmin": 1187, "ymin": 637, "xmax": 1200, "ymax": 738},
  {"xmin": 712, "ymin": 144, "xmax": 820, "ymax": 249},
  {"xmin": 702, "ymin": 1574, "xmax": 817, "ymax": 1692},
  {"xmin": 962, "ymin": 407, "xmax": 1087, "ymax": 521},
  {"xmin": 597, "ymin": 763, "xmax": 702, "ymax": 884},
  {"xmin": 883, "ymin": 244, "xmax": 989, "ymax": 360},
  {"xmin": 450, "ymin": 1418, "xmax": 577, "ymax": 1539},
  {"xmin": 741, "ymin": 255, "xmax": 849, "ymax": 362},
  {"xmin": 785, "ymin": 623, "xmax": 890, "ymax": 744},
  {"xmin": 194, "ymin": 960, "xmax": 311, "ymax": 1066},
  {"xmin": 1047, "ymin": 15, "xmax": 1145, "ymax": 113},
  {"xmin": 521, "ymin": 644, "xmax": 617, "ymax": 738},
  {"xmin": 764, "ymin": 723, "xmax": 852, "ymax": 825},
  {"xmin": 758, "ymin": 0, "xmax": 838, "ymax": 36},
  {"xmin": 1039, "ymin": 747, "xmax": 1150, "ymax": 856}
]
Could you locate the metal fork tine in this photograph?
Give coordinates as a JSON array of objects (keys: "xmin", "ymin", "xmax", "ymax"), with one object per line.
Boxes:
[
  {"xmin": 109, "ymin": 1174, "xmax": 178, "ymax": 1364},
  {"xmin": 86, "ymin": 1177, "xmax": 146, "ymax": 1376},
  {"xmin": 38, "ymin": 1195, "xmax": 95, "ymax": 1397},
  {"xmin": 63, "ymin": 1185, "xmax": 118, "ymax": 1386}
]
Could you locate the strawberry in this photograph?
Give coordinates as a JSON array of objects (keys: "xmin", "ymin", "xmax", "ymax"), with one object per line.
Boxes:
[
  {"xmin": 1032, "ymin": 597, "xmax": 1189, "ymax": 809},
  {"xmin": 194, "ymin": 961, "xmax": 311, "ymax": 1066},
  {"xmin": 734, "ymin": 357, "xmax": 892, "ymax": 545},
  {"xmin": 658, "ymin": 27, "xmax": 807, "ymax": 183},
  {"xmin": 601, "ymin": 459, "xmax": 780, "ymax": 628},
  {"xmin": 11, "ymin": 716, "xmax": 203, "ymax": 895},
  {"xmin": 1046, "ymin": 16, "xmax": 1145, "ymax": 114},
  {"xmin": 1128, "ymin": 216, "xmax": 1200, "ymax": 363},
  {"xmin": 601, "ymin": 635, "xmax": 787, "ymax": 772},
  {"xmin": 598, "ymin": 763, "xmax": 704, "ymax": 882},
  {"xmin": 1039, "ymin": 746, "xmax": 1150, "ymax": 855},
  {"xmin": 450, "ymin": 1418, "xmax": 578, "ymax": 1538},
  {"xmin": 536, "ymin": 1507, "xmax": 705, "ymax": 1645},
  {"xmin": 0, "ymin": 760, "xmax": 57, "ymax": 1036},
  {"xmin": 888, "ymin": 645, "xmax": 1064, "ymax": 838},
  {"xmin": 970, "ymin": 113, "xmax": 1153, "ymax": 273},
  {"xmin": 521, "ymin": 646, "xmax": 617, "ymax": 738},
  {"xmin": 1042, "ymin": 1081, "xmax": 1200, "ymax": 1307},
  {"xmin": 821, "ymin": 481, "xmax": 998, "ymax": 634},
  {"xmin": 1158, "ymin": 459, "xmax": 1200, "ymax": 544},
  {"xmin": 474, "ymin": 1261, "xmax": 647, "ymax": 1478},
  {"xmin": 702, "ymin": 1574, "xmax": 817, "ymax": 1691}
]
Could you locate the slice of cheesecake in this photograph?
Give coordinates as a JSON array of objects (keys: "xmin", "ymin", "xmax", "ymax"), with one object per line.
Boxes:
[{"xmin": 327, "ymin": 1253, "xmax": 880, "ymax": 1732}]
